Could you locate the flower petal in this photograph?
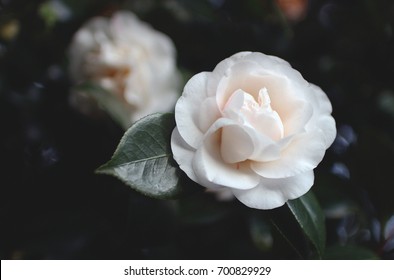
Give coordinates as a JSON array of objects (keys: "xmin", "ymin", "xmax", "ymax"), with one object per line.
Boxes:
[
  {"xmin": 207, "ymin": 52, "xmax": 252, "ymax": 97},
  {"xmin": 175, "ymin": 72, "xmax": 213, "ymax": 148},
  {"xmin": 198, "ymin": 97, "xmax": 221, "ymax": 132},
  {"xmin": 305, "ymin": 84, "xmax": 337, "ymax": 146},
  {"xmin": 216, "ymin": 60, "xmax": 263, "ymax": 110},
  {"xmin": 68, "ymin": 18, "xmax": 110, "ymax": 82},
  {"xmin": 308, "ymin": 84, "xmax": 333, "ymax": 115},
  {"xmin": 111, "ymin": 11, "xmax": 175, "ymax": 57},
  {"xmin": 193, "ymin": 119, "xmax": 260, "ymax": 190},
  {"xmin": 170, "ymin": 127, "xmax": 198, "ymax": 182},
  {"xmin": 251, "ymin": 131, "xmax": 327, "ymax": 178},
  {"xmin": 232, "ymin": 170, "xmax": 314, "ymax": 209},
  {"xmin": 244, "ymin": 52, "xmax": 309, "ymax": 88},
  {"xmin": 280, "ymin": 99, "xmax": 313, "ymax": 136},
  {"xmin": 220, "ymin": 124, "xmax": 255, "ymax": 163},
  {"xmin": 213, "ymin": 60, "xmax": 313, "ymax": 138}
]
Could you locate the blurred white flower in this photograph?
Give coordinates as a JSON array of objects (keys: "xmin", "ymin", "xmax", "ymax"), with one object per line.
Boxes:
[{"xmin": 68, "ymin": 11, "xmax": 180, "ymax": 128}]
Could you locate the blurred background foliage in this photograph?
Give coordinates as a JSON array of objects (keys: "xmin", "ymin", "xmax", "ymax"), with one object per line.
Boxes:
[{"xmin": 1, "ymin": 0, "xmax": 394, "ymax": 259}]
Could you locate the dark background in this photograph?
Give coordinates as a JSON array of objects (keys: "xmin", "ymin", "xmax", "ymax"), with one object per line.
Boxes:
[{"xmin": 1, "ymin": 0, "xmax": 394, "ymax": 259}]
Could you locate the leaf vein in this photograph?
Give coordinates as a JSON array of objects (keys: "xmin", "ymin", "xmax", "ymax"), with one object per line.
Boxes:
[{"xmin": 110, "ymin": 153, "xmax": 170, "ymax": 169}]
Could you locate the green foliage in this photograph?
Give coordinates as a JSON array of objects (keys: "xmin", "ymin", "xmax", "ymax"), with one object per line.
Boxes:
[
  {"xmin": 98, "ymin": 111, "xmax": 328, "ymax": 258},
  {"xmin": 97, "ymin": 113, "xmax": 185, "ymax": 199},
  {"xmin": 287, "ymin": 192, "xmax": 326, "ymax": 258},
  {"xmin": 97, "ymin": 110, "xmax": 327, "ymax": 258}
]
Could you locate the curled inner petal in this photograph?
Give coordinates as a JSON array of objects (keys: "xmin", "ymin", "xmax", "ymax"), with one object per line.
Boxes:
[
  {"xmin": 220, "ymin": 124, "xmax": 255, "ymax": 163},
  {"xmin": 223, "ymin": 88, "xmax": 284, "ymax": 141},
  {"xmin": 192, "ymin": 118, "xmax": 261, "ymax": 190}
]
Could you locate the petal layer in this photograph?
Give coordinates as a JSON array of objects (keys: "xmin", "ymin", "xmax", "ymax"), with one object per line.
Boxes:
[
  {"xmin": 251, "ymin": 131, "xmax": 327, "ymax": 178},
  {"xmin": 193, "ymin": 119, "xmax": 260, "ymax": 190},
  {"xmin": 175, "ymin": 72, "xmax": 216, "ymax": 148},
  {"xmin": 170, "ymin": 128, "xmax": 198, "ymax": 182},
  {"xmin": 233, "ymin": 170, "xmax": 314, "ymax": 209}
]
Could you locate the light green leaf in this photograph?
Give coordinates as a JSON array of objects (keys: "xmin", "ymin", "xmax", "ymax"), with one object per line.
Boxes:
[
  {"xmin": 96, "ymin": 113, "xmax": 184, "ymax": 199},
  {"xmin": 287, "ymin": 191, "xmax": 326, "ymax": 258}
]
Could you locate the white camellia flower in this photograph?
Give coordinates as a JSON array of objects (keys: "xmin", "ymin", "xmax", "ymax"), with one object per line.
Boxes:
[
  {"xmin": 171, "ymin": 52, "xmax": 336, "ymax": 209},
  {"xmin": 68, "ymin": 11, "xmax": 180, "ymax": 128}
]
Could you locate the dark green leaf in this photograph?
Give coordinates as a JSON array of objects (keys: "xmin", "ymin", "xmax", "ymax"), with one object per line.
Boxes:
[
  {"xmin": 287, "ymin": 191, "xmax": 326, "ymax": 258},
  {"xmin": 269, "ymin": 214, "xmax": 306, "ymax": 259},
  {"xmin": 324, "ymin": 245, "xmax": 379, "ymax": 260},
  {"xmin": 96, "ymin": 113, "xmax": 184, "ymax": 199}
]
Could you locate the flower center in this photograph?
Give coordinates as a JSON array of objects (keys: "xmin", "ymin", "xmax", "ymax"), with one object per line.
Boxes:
[
  {"xmin": 223, "ymin": 88, "xmax": 284, "ymax": 141},
  {"xmin": 243, "ymin": 87, "xmax": 271, "ymax": 113}
]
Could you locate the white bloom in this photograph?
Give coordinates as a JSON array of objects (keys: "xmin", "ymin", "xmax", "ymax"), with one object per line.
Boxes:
[
  {"xmin": 68, "ymin": 11, "xmax": 180, "ymax": 128},
  {"xmin": 171, "ymin": 52, "xmax": 336, "ymax": 209}
]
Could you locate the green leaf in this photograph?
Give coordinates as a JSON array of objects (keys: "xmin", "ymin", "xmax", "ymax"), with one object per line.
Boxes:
[
  {"xmin": 324, "ymin": 245, "xmax": 379, "ymax": 260},
  {"xmin": 268, "ymin": 212, "xmax": 306, "ymax": 259},
  {"xmin": 96, "ymin": 113, "xmax": 184, "ymax": 199},
  {"xmin": 286, "ymin": 191, "xmax": 326, "ymax": 258}
]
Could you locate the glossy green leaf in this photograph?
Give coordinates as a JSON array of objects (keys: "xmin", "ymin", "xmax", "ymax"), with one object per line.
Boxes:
[
  {"xmin": 268, "ymin": 210, "xmax": 306, "ymax": 259},
  {"xmin": 96, "ymin": 113, "xmax": 183, "ymax": 199},
  {"xmin": 287, "ymin": 191, "xmax": 326, "ymax": 258}
]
